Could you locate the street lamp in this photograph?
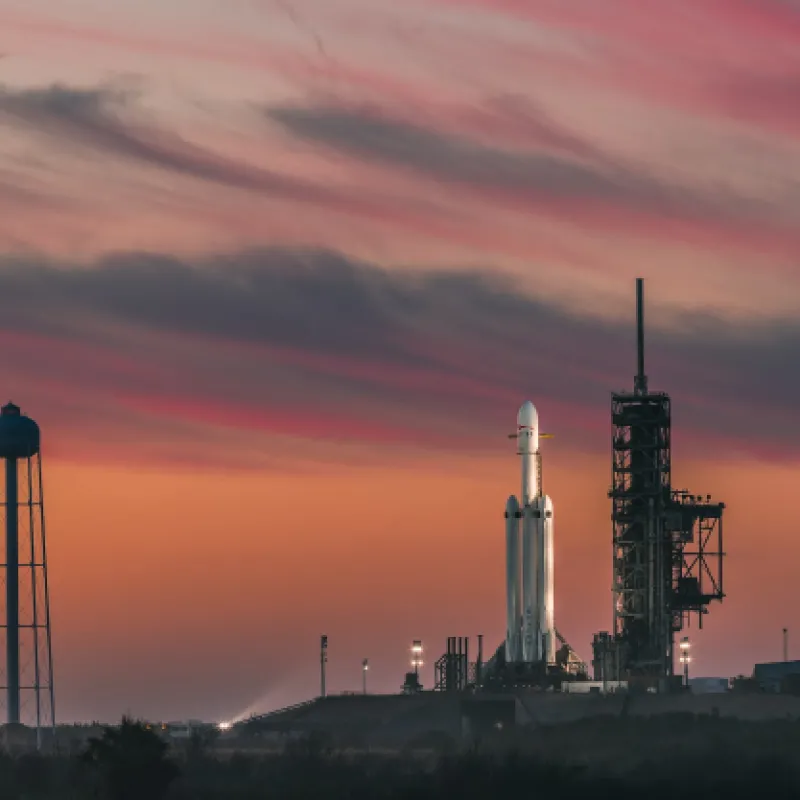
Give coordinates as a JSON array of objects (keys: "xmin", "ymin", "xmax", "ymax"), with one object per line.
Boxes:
[
  {"xmin": 362, "ymin": 658, "xmax": 369, "ymax": 695},
  {"xmin": 679, "ymin": 636, "xmax": 691, "ymax": 687},
  {"xmin": 320, "ymin": 635, "xmax": 328, "ymax": 698},
  {"xmin": 411, "ymin": 640, "xmax": 423, "ymax": 677}
]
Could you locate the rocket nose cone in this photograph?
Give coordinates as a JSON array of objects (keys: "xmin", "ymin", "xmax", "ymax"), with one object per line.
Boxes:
[
  {"xmin": 517, "ymin": 401, "xmax": 537, "ymax": 428},
  {"xmin": 505, "ymin": 495, "xmax": 520, "ymax": 513}
]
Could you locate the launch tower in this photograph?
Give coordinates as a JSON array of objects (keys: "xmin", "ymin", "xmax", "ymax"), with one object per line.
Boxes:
[
  {"xmin": 0, "ymin": 402, "xmax": 55, "ymax": 746},
  {"xmin": 597, "ymin": 280, "xmax": 725, "ymax": 684}
]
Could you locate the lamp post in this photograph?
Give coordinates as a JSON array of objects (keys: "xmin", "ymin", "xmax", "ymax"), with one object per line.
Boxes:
[
  {"xmin": 411, "ymin": 640, "xmax": 423, "ymax": 678},
  {"xmin": 320, "ymin": 635, "xmax": 328, "ymax": 698},
  {"xmin": 362, "ymin": 658, "xmax": 369, "ymax": 695},
  {"xmin": 679, "ymin": 636, "xmax": 691, "ymax": 687},
  {"xmin": 784, "ymin": 628, "xmax": 789, "ymax": 662}
]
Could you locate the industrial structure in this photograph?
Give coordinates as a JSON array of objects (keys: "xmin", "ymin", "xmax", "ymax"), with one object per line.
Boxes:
[
  {"xmin": 592, "ymin": 279, "xmax": 725, "ymax": 687},
  {"xmin": 0, "ymin": 402, "xmax": 55, "ymax": 746}
]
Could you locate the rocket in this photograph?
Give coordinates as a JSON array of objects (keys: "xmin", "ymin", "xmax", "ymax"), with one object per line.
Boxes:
[{"xmin": 504, "ymin": 401, "xmax": 555, "ymax": 665}]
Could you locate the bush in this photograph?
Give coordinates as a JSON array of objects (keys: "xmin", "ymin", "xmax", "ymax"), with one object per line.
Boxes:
[{"xmin": 80, "ymin": 717, "xmax": 180, "ymax": 800}]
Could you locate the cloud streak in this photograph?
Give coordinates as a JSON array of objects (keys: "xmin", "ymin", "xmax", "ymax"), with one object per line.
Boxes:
[
  {"xmin": 267, "ymin": 102, "xmax": 800, "ymax": 239},
  {"xmin": 0, "ymin": 246, "xmax": 797, "ymax": 465},
  {"xmin": 0, "ymin": 84, "xmax": 335, "ymax": 195},
  {"xmin": 0, "ymin": 84, "xmax": 455, "ymax": 230}
]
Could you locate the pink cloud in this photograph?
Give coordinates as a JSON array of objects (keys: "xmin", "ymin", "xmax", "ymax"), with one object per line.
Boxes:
[
  {"xmin": 444, "ymin": 0, "xmax": 800, "ymax": 54},
  {"xmin": 0, "ymin": 0, "xmax": 798, "ymax": 464},
  {"xmin": 430, "ymin": 0, "xmax": 800, "ymax": 135}
]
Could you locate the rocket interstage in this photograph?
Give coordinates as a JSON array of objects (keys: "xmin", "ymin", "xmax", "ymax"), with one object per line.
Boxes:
[{"xmin": 504, "ymin": 401, "xmax": 555, "ymax": 666}]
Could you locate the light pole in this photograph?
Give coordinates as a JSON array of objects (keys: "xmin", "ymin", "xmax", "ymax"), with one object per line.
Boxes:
[
  {"xmin": 411, "ymin": 640, "xmax": 423, "ymax": 678},
  {"xmin": 679, "ymin": 636, "xmax": 691, "ymax": 687},
  {"xmin": 362, "ymin": 658, "xmax": 369, "ymax": 695},
  {"xmin": 320, "ymin": 635, "xmax": 328, "ymax": 698},
  {"xmin": 784, "ymin": 628, "xmax": 789, "ymax": 662}
]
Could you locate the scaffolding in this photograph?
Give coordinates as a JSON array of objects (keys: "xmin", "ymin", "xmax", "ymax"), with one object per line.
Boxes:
[{"xmin": 610, "ymin": 389, "xmax": 673, "ymax": 676}]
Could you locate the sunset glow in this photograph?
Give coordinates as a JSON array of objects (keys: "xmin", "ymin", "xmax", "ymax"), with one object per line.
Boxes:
[{"xmin": 0, "ymin": 0, "xmax": 798, "ymax": 722}]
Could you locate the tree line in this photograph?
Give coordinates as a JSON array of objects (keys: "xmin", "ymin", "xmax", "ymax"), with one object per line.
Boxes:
[{"xmin": 1, "ymin": 715, "xmax": 799, "ymax": 799}]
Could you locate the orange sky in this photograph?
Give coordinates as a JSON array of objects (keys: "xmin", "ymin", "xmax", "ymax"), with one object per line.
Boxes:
[
  {"xmin": 43, "ymin": 450, "xmax": 797, "ymax": 722},
  {"xmin": 0, "ymin": 0, "xmax": 799, "ymax": 721}
]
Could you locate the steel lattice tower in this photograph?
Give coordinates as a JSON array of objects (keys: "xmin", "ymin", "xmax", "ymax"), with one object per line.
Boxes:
[
  {"xmin": 0, "ymin": 402, "xmax": 55, "ymax": 748},
  {"xmin": 605, "ymin": 281, "xmax": 725, "ymax": 683}
]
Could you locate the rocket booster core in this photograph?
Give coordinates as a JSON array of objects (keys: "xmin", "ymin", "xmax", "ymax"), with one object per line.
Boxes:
[
  {"xmin": 517, "ymin": 401, "xmax": 539, "ymax": 505},
  {"xmin": 516, "ymin": 400, "xmax": 539, "ymax": 454}
]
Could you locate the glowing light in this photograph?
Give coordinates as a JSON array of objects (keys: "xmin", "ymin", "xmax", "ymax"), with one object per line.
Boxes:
[
  {"xmin": 217, "ymin": 721, "xmax": 232, "ymax": 731},
  {"xmin": 411, "ymin": 640, "xmax": 424, "ymax": 670}
]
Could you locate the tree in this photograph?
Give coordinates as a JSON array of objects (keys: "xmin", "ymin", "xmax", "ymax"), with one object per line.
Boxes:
[{"xmin": 81, "ymin": 716, "xmax": 180, "ymax": 800}]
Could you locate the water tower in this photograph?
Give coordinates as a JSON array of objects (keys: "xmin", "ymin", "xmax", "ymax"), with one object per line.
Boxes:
[{"xmin": 0, "ymin": 402, "xmax": 55, "ymax": 743}]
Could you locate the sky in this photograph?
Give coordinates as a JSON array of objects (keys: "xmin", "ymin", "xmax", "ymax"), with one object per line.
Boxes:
[{"xmin": 0, "ymin": 0, "xmax": 799, "ymax": 723}]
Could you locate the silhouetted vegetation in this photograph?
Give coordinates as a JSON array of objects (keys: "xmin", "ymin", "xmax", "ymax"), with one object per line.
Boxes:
[
  {"xmin": 79, "ymin": 717, "xmax": 180, "ymax": 799},
  {"xmin": 0, "ymin": 715, "xmax": 800, "ymax": 797}
]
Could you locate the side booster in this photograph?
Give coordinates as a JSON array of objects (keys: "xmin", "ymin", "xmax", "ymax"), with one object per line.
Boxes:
[{"xmin": 504, "ymin": 401, "xmax": 555, "ymax": 665}]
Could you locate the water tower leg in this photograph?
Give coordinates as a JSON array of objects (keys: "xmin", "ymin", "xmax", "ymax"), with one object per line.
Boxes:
[{"xmin": 5, "ymin": 457, "xmax": 20, "ymax": 724}]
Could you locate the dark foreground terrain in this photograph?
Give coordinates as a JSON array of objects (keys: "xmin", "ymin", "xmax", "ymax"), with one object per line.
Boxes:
[{"xmin": 4, "ymin": 714, "xmax": 800, "ymax": 799}]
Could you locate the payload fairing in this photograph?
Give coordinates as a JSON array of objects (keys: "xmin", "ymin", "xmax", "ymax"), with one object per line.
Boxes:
[{"xmin": 504, "ymin": 401, "xmax": 555, "ymax": 665}]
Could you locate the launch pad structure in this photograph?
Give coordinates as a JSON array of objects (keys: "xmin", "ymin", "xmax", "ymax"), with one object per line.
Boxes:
[
  {"xmin": 236, "ymin": 277, "xmax": 734, "ymax": 747},
  {"xmin": 593, "ymin": 279, "xmax": 725, "ymax": 686},
  {"xmin": 430, "ymin": 279, "xmax": 726, "ymax": 694},
  {"xmin": 330, "ymin": 278, "xmax": 725, "ymax": 700}
]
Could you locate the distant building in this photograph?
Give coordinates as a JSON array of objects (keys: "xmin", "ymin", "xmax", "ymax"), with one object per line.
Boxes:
[
  {"xmin": 753, "ymin": 661, "xmax": 800, "ymax": 693},
  {"xmin": 689, "ymin": 677, "xmax": 729, "ymax": 694},
  {"xmin": 561, "ymin": 681, "xmax": 627, "ymax": 694}
]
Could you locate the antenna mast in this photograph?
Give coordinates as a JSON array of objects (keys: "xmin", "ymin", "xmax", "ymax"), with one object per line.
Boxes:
[{"xmin": 634, "ymin": 277, "xmax": 648, "ymax": 395}]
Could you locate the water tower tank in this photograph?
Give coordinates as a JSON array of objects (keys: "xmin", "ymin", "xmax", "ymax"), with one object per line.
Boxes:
[{"xmin": 0, "ymin": 403, "xmax": 40, "ymax": 459}]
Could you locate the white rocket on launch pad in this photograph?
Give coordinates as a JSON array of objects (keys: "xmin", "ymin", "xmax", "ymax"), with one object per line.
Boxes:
[{"xmin": 504, "ymin": 401, "xmax": 555, "ymax": 665}]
